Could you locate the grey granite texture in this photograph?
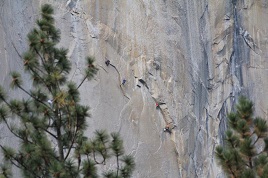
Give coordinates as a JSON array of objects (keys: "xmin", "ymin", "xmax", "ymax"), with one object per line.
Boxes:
[{"xmin": 1, "ymin": 0, "xmax": 268, "ymax": 177}]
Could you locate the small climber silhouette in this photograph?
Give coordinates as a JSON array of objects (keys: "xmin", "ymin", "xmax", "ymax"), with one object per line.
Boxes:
[
  {"xmin": 163, "ymin": 124, "xmax": 172, "ymax": 134},
  {"xmin": 105, "ymin": 59, "xmax": 110, "ymax": 66},
  {"xmin": 47, "ymin": 99, "xmax": 53, "ymax": 106},
  {"xmin": 122, "ymin": 79, "xmax": 127, "ymax": 85},
  {"xmin": 156, "ymin": 102, "xmax": 160, "ymax": 109}
]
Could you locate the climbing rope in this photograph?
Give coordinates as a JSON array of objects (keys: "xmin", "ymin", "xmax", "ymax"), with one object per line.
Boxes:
[{"xmin": 109, "ymin": 63, "xmax": 130, "ymax": 100}]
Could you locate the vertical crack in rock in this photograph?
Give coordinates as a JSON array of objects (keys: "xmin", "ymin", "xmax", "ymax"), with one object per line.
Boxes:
[
  {"xmin": 217, "ymin": 96, "xmax": 234, "ymax": 145},
  {"xmin": 232, "ymin": 1, "xmax": 244, "ymax": 89}
]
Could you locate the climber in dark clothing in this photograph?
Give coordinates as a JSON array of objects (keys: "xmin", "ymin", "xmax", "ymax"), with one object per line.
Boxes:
[
  {"xmin": 122, "ymin": 79, "xmax": 127, "ymax": 85},
  {"xmin": 163, "ymin": 124, "xmax": 172, "ymax": 134},
  {"xmin": 156, "ymin": 102, "xmax": 160, "ymax": 109},
  {"xmin": 105, "ymin": 59, "xmax": 110, "ymax": 66}
]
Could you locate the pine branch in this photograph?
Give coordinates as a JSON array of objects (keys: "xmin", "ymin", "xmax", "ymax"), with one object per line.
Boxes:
[
  {"xmin": 77, "ymin": 58, "xmax": 98, "ymax": 90},
  {"xmin": 17, "ymin": 85, "xmax": 52, "ymax": 111},
  {"xmin": 11, "ymin": 157, "xmax": 43, "ymax": 178},
  {"xmin": 0, "ymin": 100, "xmax": 28, "ymax": 141},
  {"xmin": 92, "ymin": 149, "xmax": 99, "ymax": 164},
  {"xmin": 35, "ymin": 48, "xmax": 46, "ymax": 68},
  {"xmin": 76, "ymin": 75, "xmax": 87, "ymax": 90},
  {"xmin": 42, "ymin": 128, "xmax": 57, "ymax": 140},
  {"xmin": 92, "ymin": 149, "xmax": 102, "ymax": 164},
  {"xmin": 227, "ymin": 163, "xmax": 237, "ymax": 178},
  {"xmin": 8, "ymin": 42, "xmax": 53, "ymax": 95},
  {"xmin": 216, "ymin": 96, "xmax": 268, "ymax": 177},
  {"xmin": 2, "ymin": 95, "xmax": 56, "ymax": 142},
  {"xmin": 249, "ymin": 157, "xmax": 253, "ymax": 169},
  {"xmin": 240, "ymin": 158, "xmax": 250, "ymax": 168},
  {"xmin": 1, "ymin": 117, "xmax": 25, "ymax": 142},
  {"xmin": 253, "ymin": 136, "xmax": 260, "ymax": 146},
  {"xmin": 27, "ymin": 66, "xmax": 55, "ymax": 96},
  {"xmin": 54, "ymin": 107, "xmax": 64, "ymax": 161},
  {"xmin": 30, "ymin": 64, "xmax": 45, "ymax": 75},
  {"xmin": 100, "ymin": 146, "xmax": 107, "ymax": 165},
  {"xmin": 116, "ymin": 155, "xmax": 119, "ymax": 177},
  {"xmin": 64, "ymin": 126, "xmax": 78, "ymax": 160},
  {"xmin": 0, "ymin": 146, "xmax": 42, "ymax": 178}
]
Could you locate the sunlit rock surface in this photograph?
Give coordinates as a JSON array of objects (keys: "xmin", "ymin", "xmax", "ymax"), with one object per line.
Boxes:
[{"xmin": 1, "ymin": 0, "xmax": 268, "ymax": 177}]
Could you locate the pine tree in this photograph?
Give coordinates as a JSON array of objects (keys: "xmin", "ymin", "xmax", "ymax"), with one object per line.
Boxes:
[
  {"xmin": 0, "ymin": 4, "xmax": 135, "ymax": 178},
  {"xmin": 215, "ymin": 96, "xmax": 268, "ymax": 178}
]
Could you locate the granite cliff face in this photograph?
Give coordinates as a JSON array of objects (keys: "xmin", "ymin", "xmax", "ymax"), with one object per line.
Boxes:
[{"xmin": 1, "ymin": 0, "xmax": 268, "ymax": 177}]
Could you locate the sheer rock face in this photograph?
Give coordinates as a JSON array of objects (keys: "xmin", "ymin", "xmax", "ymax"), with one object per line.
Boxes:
[{"xmin": 1, "ymin": 0, "xmax": 268, "ymax": 177}]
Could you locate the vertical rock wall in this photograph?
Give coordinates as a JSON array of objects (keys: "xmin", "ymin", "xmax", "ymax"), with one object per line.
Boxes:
[{"xmin": 1, "ymin": 0, "xmax": 268, "ymax": 177}]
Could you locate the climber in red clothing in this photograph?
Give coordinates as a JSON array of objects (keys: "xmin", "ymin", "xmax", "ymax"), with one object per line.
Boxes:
[{"xmin": 156, "ymin": 102, "xmax": 160, "ymax": 109}]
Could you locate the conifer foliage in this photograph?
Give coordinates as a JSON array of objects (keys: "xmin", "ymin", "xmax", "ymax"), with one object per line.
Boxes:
[
  {"xmin": 216, "ymin": 96, "xmax": 268, "ymax": 178},
  {"xmin": 0, "ymin": 4, "xmax": 134, "ymax": 178}
]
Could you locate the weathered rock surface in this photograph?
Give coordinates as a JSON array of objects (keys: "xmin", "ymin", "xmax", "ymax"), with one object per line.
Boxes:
[{"xmin": 1, "ymin": 0, "xmax": 268, "ymax": 177}]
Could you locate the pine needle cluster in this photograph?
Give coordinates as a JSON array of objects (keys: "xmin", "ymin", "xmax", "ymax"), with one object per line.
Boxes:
[
  {"xmin": 0, "ymin": 4, "xmax": 134, "ymax": 178},
  {"xmin": 216, "ymin": 96, "xmax": 268, "ymax": 178}
]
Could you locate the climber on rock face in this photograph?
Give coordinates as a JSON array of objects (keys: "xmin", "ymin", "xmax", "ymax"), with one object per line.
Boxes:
[
  {"xmin": 163, "ymin": 124, "xmax": 172, "ymax": 134},
  {"xmin": 105, "ymin": 59, "xmax": 110, "ymax": 66},
  {"xmin": 156, "ymin": 102, "xmax": 160, "ymax": 109},
  {"xmin": 122, "ymin": 79, "xmax": 127, "ymax": 85}
]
